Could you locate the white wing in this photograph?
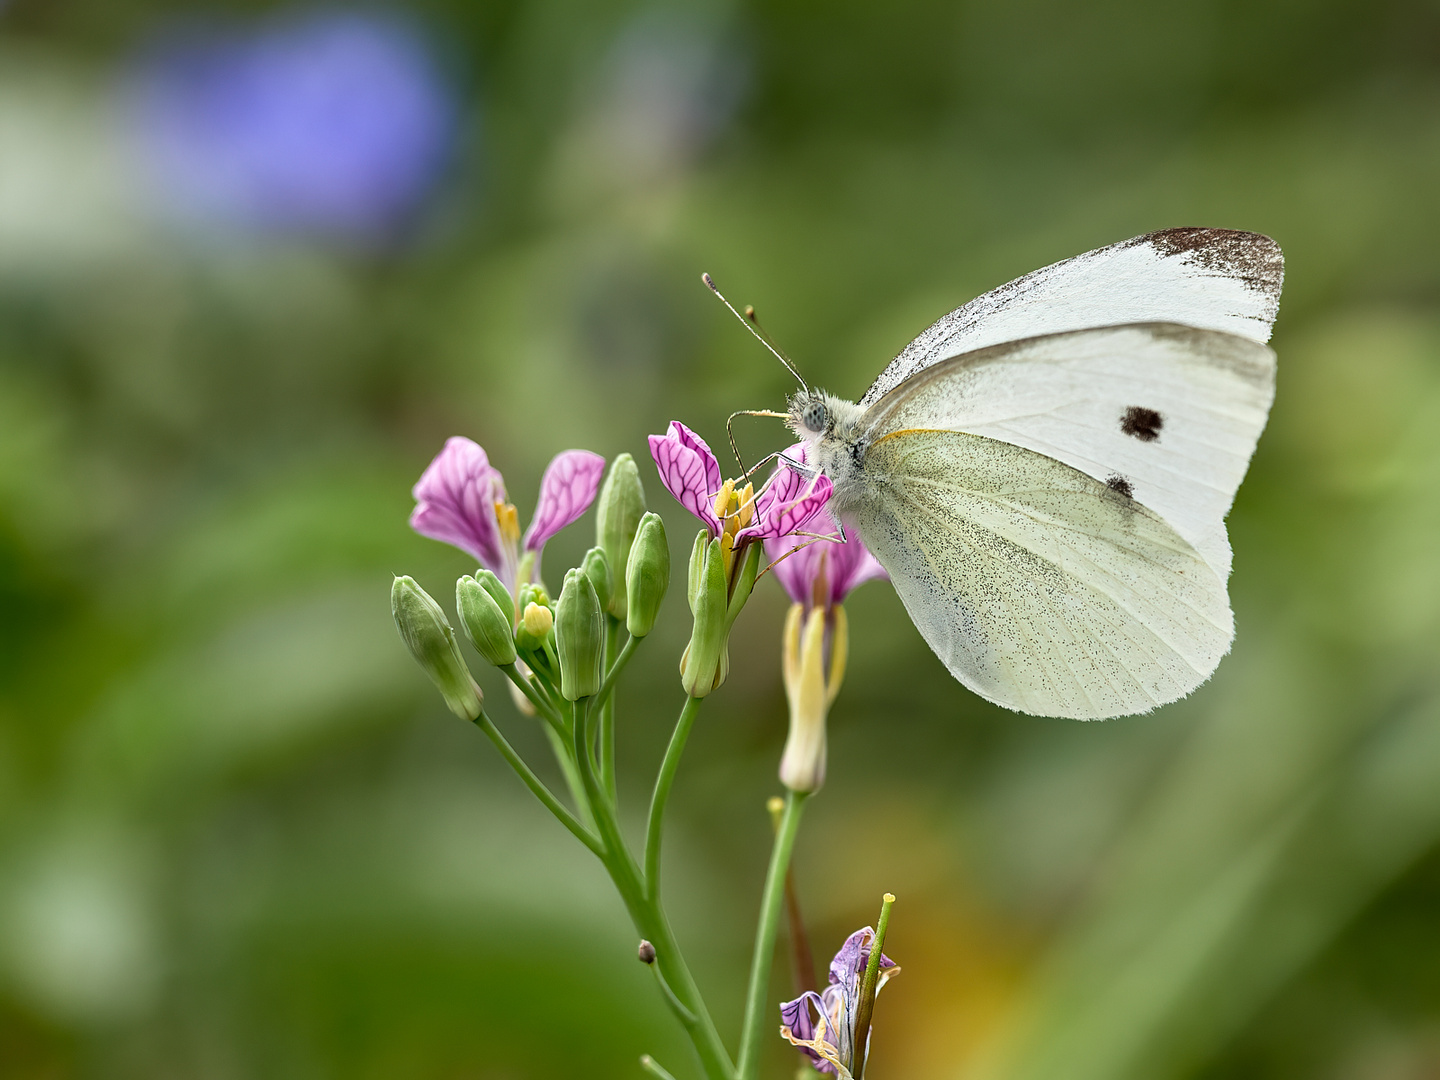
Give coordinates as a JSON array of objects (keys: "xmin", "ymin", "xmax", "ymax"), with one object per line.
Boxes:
[
  {"xmin": 858, "ymin": 323, "xmax": 1275, "ymax": 580},
  {"xmin": 853, "ymin": 429, "xmax": 1232, "ymax": 719},
  {"xmin": 860, "ymin": 228, "xmax": 1283, "ymax": 407}
]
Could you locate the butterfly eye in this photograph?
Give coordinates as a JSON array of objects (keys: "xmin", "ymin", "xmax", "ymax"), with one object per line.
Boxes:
[{"xmin": 802, "ymin": 400, "xmax": 827, "ymax": 432}]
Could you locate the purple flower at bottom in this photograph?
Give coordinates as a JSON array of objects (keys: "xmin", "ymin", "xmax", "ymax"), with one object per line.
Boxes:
[
  {"xmin": 410, "ymin": 437, "xmax": 605, "ymax": 593},
  {"xmin": 780, "ymin": 927, "xmax": 899, "ymax": 1078}
]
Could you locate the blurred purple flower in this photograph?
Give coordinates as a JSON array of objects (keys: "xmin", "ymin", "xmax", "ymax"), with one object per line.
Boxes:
[
  {"xmin": 780, "ymin": 927, "xmax": 899, "ymax": 1078},
  {"xmin": 128, "ymin": 9, "xmax": 457, "ymax": 242},
  {"xmin": 647, "ymin": 422, "xmax": 832, "ymax": 543},
  {"xmin": 411, "ymin": 437, "xmax": 604, "ymax": 592},
  {"xmin": 764, "ymin": 445, "xmax": 886, "ymax": 611}
]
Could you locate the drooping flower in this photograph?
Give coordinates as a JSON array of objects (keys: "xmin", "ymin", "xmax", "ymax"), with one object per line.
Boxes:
[
  {"xmin": 410, "ymin": 437, "xmax": 606, "ymax": 595},
  {"xmin": 780, "ymin": 927, "xmax": 900, "ymax": 1079},
  {"xmin": 648, "ymin": 422, "xmax": 832, "ymax": 697},
  {"xmin": 763, "ymin": 445, "xmax": 886, "ymax": 792}
]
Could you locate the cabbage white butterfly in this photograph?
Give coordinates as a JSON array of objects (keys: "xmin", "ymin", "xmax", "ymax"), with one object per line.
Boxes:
[{"xmin": 775, "ymin": 228, "xmax": 1283, "ymax": 719}]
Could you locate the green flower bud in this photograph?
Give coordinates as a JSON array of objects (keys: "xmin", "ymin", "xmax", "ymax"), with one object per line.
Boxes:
[
  {"xmin": 596, "ymin": 453, "xmax": 646, "ymax": 619},
  {"xmin": 474, "ymin": 568, "xmax": 515, "ymax": 626},
  {"xmin": 391, "ymin": 576, "xmax": 483, "ymax": 720},
  {"xmin": 625, "ymin": 512, "xmax": 669, "ymax": 637},
  {"xmin": 556, "ymin": 568, "xmax": 604, "ymax": 701},
  {"xmin": 456, "ymin": 575, "xmax": 517, "ymax": 667},
  {"xmin": 516, "ymin": 601, "xmax": 554, "ymax": 652},
  {"xmin": 581, "ymin": 546, "xmax": 612, "ymax": 613},
  {"xmin": 679, "ymin": 534, "xmax": 728, "ymax": 697}
]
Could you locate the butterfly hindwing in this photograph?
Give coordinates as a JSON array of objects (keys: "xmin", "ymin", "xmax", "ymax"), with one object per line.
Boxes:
[
  {"xmin": 853, "ymin": 429, "xmax": 1233, "ymax": 719},
  {"xmin": 861, "ymin": 228, "xmax": 1283, "ymax": 407}
]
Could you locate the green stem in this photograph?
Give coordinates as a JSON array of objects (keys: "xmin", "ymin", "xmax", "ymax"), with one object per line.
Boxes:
[
  {"xmin": 473, "ymin": 710, "xmax": 602, "ymax": 857},
  {"xmin": 499, "ymin": 663, "xmax": 565, "ymax": 736},
  {"xmin": 640, "ymin": 1055, "xmax": 679, "ymax": 1080},
  {"xmin": 737, "ymin": 790, "xmax": 810, "ymax": 1080},
  {"xmin": 600, "ymin": 618, "xmax": 621, "ymax": 799},
  {"xmin": 644, "ymin": 695, "xmax": 703, "ymax": 900},
  {"xmin": 572, "ymin": 697, "xmax": 734, "ymax": 1080},
  {"xmin": 851, "ymin": 893, "xmax": 896, "ymax": 1080}
]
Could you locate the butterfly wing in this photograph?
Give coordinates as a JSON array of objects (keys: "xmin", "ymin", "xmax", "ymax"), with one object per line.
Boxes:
[
  {"xmin": 851, "ymin": 428, "xmax": 1232, "ymax": 719},
  {"xmin": 861, "ymin": 228, "xmax": 1283, "ymax": 407},
  {"xmin": 857, "ymin": 323, "xmax": 1275, "ymax": 580}
]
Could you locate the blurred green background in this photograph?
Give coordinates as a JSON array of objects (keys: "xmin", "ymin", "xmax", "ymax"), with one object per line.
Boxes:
[{"xmin": 3, "ymin": 0, "xmax": 1440, "ymax": 1077}]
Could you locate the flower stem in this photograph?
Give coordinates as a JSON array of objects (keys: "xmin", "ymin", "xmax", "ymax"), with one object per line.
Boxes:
[
  {"xmin": 640, "ymin": 1055, "xmax": 679, "ymax": 1080},
  {"xmin": 851, "ymin": 893, "xmax": 895, "ymax": 1080},
  {"xmin": 737, "ymin": 790, "xmax": 810, "ymax": 1080},
  {"xmin": 473, "ymin": 709, "xmax": 602, "ymax": 856},
  {"xmin": 599, "ymin": 618, "xmax": 621, "ymax": 799},
  {"xmin": 644, "ymin": 695, "xmax": 703, "ymax": 900},
  {"xmin": 572, "ymin": 696, "xmax": 734, "ymax": 1080}
]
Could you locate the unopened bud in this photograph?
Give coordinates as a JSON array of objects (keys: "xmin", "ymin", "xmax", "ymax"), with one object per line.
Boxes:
[
  {"xmin": 679, "ymin": 533, "xmax": 727, "ymax": 697},
  {"xmin": 518, "ymin": 601, "xmax": 554, "ymax": 650},
  {"xmin": 637, "ymin": 940, "xmax": 656, "ymax": 964},
  {"xmin": 625, "ymin": 512, "xmax": 669, "ymax": 637},
  {"xmin": 474, "ymin": 568, "xmax": 515, "ymax": 626},
  {"xmin": 581, "ymin": 546, "xmax": 613, "ymax": 613},
  {"xmin": 596, "ymin": 454, "xmax": 646, "ymax": 619},
  {"xmin": 456, "ymin": 575, "xmax": 517, "ymax": 667},
  {"xmin": 391, "ymin": 576, "xmax": 482, "ymax": 721},
  {"xmin": 556, "ymin": 568, "xmax": 604, "ymax": 701}
]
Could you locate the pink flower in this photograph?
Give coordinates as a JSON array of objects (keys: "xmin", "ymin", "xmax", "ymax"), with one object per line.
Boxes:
[
  {"xmin": 763, "ymin": 445, "xmax": 886, "ymax": 610},
  {"xmin": 780, "ymin": 926, "xmax": 899, "ymax": 1077},
  {"xmin": 410, "ymin": 437, "xmax": 605, "ymax": 591},
  {"xmin": 647, "ymin": 422, "xmax": 833, "ymax": 544}
]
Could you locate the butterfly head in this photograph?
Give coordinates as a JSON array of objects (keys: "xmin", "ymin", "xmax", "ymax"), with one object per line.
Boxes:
[{"xmin": 789, "ymin": 390, "xmax": 836, "ymax": 440}]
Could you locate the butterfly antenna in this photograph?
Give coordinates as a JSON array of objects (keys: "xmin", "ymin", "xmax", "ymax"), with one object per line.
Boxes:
[
  {"xmin": 702, "ymin": 273, "xmax": 809, "ymax": 392},
  {"xmin": 726, "ymin": 409, "xmax": 790, "ymax": 474}
]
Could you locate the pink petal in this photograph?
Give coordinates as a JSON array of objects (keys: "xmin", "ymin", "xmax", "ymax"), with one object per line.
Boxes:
[
  {"xmin": 666, "ymin": 421, "xmax": 722, "ymax": 499},
  {"xmin": 523, "ymin": 449, "xmax": 606, "ymax": 552},
  {"xmin": 764, "ymin": 532, "xmax": 827, "ymax": 606},
  {"xmin": 649, "ymin": 429, "xmax": 722, "ymax": 535},
  {"xmin": 410, "ymin": 436, "xmax": 509, "ymax": 570},
  {"xmin": 738, "ymin": 471, "xmax": 832, "ymax": 542}
]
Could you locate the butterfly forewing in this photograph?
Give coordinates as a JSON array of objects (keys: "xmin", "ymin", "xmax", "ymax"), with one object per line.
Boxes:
[
  {"xmin": 858, "ymin": 323, "xmax": 1275, "ymax": 580},
  {"xmin": 861, "ymin": 228, "xmax": 1283, "ymax": 407},
  {"xmin": 854, "ymin": 430, "xmax": 1233, "ymax": 719}
]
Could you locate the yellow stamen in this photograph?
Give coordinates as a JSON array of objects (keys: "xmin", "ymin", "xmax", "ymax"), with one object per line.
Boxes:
[
  {"xmin": 712, "ymin": 479, "xmax": 735, "ymax": 522},
  {"xmin": 495, "ymin": 500, "xmax": 521, "ymax": 546}
]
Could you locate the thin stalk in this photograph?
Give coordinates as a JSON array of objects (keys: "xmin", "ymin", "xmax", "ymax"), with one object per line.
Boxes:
[
  {"xmin": 600, "ymin": 618, "xmax": 620, "ymax": 799},
  {"xmin": 644, "ymin": 695, "xmax": 704, "ymax": 900},
  {"xmin": 737, "ymin": 790, "xmax": 810, "ymax": 1080},
  {"xmin": 499, "ymin": 662, "xmax": 566, "ymax": 737},
  {"xmin": 639, "ymin": 1056, "xmax": 679, "ymax": 1080},
  {"xmin": 851, "ymin": 893, "xmax": 896, "ymax": 1080},
  {"xmin": 473, "ymin": 710, "xmax": 602, "ymax": 857},
  {"xmin": 541, "ymin": 723, "xmax": 593, "ymax": 831},
  {"xmin": 571, "ymin": 697, "xmax": 734, "ymax": 1080}
]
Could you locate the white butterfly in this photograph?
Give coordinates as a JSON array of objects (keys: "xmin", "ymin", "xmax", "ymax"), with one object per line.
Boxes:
[{"xmin": 786, "ymin": 228, "xmax": 1283, "ymax": 720}]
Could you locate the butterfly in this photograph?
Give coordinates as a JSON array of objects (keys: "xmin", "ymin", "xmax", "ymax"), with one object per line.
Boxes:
[{"xmin": 782, "ymin": 228, "xmax": 1283, "ymax": 720}]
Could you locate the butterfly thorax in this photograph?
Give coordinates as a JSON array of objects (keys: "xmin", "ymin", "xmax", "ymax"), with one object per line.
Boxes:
[{"xmin": 787, "ymin": 391, "xmax": 871, "ymax": 512}]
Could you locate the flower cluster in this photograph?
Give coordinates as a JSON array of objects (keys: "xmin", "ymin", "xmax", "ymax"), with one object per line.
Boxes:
[{"xmin": 649, "ymin": 422, "xmax": 833, "ymax": 696}]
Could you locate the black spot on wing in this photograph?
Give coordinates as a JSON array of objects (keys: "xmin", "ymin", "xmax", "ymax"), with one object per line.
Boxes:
[
  {"xmin": 1120, "ymin": 406, "xmax": 1163, "ymax": 442},
  {"xmin": 1106, "ymin": 474, "xmax": 1134, "ymax": 498}
]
